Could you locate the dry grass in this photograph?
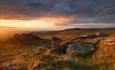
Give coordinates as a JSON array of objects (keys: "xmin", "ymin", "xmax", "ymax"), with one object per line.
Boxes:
[{"xmin": 0, "ymin": 29, "xmax": 115, "ymax": 70}]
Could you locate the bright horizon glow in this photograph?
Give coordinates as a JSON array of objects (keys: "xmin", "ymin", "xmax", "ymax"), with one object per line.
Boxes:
[
  {"xmin": 0, "ymin": 19, "xmax": 55, "ymax": 30},
  {"xmin": 0, "ymin": 17, "xmax": 73, "ymax": 30},
  {"xmin": 0, "ymin": 20, "xmax": 58, "ymax": 30}
]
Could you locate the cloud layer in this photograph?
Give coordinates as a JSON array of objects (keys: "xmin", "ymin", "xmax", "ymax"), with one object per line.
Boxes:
[{"xmin": 0, "ymin": 0, "xmax": 115, "ymax": 28}]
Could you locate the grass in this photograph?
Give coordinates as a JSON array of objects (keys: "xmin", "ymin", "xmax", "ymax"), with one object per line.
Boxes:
[
  {"xmin": 78, "ymin": 38, "xmax": 115, "ymax": 70},
  {"xmin": 0, "ymin": 29, "xmax": 115, "ymax": 70}
]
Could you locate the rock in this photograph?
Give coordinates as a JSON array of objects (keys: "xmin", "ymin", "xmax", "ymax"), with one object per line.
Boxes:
[
  {"xmin": 51, "ymin": 42, "xmax": 96, "ymax": 56},
  {"xmin": 51, "ymin": 44, "xmax": 67, "ymax": 54},
  {"xmin": 50, "ymin": 39, "xmax": 100, "ymax": 56},
  {"xmin": 67, "ymin": 43, "xmax": 96, "ymax": 56},
  {"xmin": 96, "ymin": 32, "xmax": 108, "ymax": 37},
  {"xmin": 51, "ymin": 36, "xmax": 61, "ymax": 44},
  {"xmin": 80, "ymin": 34, "xmax": 97, "ymax": 39},
  {"xmin": 9, "ymin": 33, "xmax": 49, "ymax": 45}
]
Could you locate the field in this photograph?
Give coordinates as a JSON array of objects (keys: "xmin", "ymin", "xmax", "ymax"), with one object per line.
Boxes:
[{"xmin": 0, "ymin": 28, "xmax": 115, "ymax": 70}]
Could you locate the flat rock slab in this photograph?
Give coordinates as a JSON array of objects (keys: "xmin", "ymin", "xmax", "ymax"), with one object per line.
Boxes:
[
  {"xmin": 67, "ymin": 43, "xmax": 96, "ymax": 56},
  {"xmin": 76, "ymin": 43, "xmax": 96, "ymax": 55}
]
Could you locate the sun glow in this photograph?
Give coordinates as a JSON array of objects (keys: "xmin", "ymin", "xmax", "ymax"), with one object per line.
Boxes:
[
  {"xmin": 0, "ymin": 16, "xmax": 73, "ymax": 30},
  {"xmin": 0, "ymin": 19, "xmax": 56, "ymax": 30}
]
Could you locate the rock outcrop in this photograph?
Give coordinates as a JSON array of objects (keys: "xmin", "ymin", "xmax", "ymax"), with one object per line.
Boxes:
[
  {"xmin": 9, "ymin": 33, "xmax": 49, "ymax": 45},
  {"xmin": 67, "ymin": 43, "xmax": 96, "ymax": 56}
]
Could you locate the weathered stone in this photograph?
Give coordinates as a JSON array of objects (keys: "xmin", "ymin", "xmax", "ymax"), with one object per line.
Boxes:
[
  {"xmin": 67, "ymin": 43, "xmax": 96, "ymax": 56},
  {"xmin": 96, "ymin": 32, "xmax": 108, "ymax": 37}
]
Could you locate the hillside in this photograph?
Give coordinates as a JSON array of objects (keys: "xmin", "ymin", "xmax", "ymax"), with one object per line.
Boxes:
[{"xmin": 0, "ymin": 28, "xmax": 115, "ymax": 70}]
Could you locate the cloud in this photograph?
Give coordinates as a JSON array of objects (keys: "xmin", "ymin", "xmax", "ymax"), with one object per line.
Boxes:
[{"xmin": 0, "ymin": 0, "xmax": 115, "ymax": 28}]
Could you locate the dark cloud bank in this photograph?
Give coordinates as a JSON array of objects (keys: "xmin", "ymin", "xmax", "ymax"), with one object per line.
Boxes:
[{"xmin": 0, "ymin": 0, "xmax": 115, "ymax": 28}]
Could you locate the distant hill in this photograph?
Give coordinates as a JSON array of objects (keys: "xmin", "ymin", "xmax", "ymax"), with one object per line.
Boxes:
[
  {"xmin": 61, "ymin": 28, "xmax": 115, "ymax": 31},
  {"xmin": 61, "ymin": 28, "xmax": 81, "ymax": 32}
]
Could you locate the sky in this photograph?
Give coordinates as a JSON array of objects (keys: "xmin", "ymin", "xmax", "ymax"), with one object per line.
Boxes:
[{"xmin": 0, "ymin": 0, "xmax": 115, "ymax": 30}]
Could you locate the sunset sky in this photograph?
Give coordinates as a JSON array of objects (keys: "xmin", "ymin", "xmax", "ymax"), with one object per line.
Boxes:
[{"xmin": 0, "ymin": 0, "xmax": 115, "ymax": 30}]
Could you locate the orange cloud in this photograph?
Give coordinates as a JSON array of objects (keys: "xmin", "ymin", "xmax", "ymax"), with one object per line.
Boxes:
[{"xmin": 38, "ymin": 16, "xmax": 74, "ymax": 24}]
